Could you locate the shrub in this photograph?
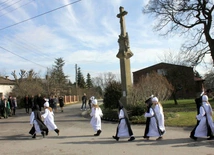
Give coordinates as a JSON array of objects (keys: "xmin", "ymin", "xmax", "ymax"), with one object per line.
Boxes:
[
  {"xmin": 103, "ymin": 81, "xmax": 122, "ymax": 109},
  {"xmin": 102, "ymin": 108, "xmax": 118, "ymax": 121},
  {"xmin": 130, "ymin": 115, "xmax": 146, "ymax": 124},
  {"xmin": 126, "ymin": 103, "xmax": 146, "ymax": 117}
]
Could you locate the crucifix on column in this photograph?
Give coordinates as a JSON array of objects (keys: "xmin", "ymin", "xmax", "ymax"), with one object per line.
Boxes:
[{"xmin": 116, "ymin": 6, "xmax": 133, "ymax": 106}]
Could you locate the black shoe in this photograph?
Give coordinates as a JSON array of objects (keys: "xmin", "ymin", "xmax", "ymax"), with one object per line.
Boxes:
[
  {"xmin": 94, "ymin": 130, "xmax": 102, "ymax": 136},
  {"xmin": 156, "ymin": 137, "xmax": 163, "ymax": 140},
  {"xmin": 128, "ymin": 136, "xmax": 135, "ymax": 141},
  {"xmin": 55, "ymin": 129, "xmax": 60, "ymax": 136},
  {"xmin": 190, "ymin": 136, "xmax": 197, "ymax": 141},
  {"xmin": 32, "ymin": 134, "xmax": 36, "ymax": 138},
  {"xmin": 46, "ymin": 130, "xmax": 49, "ymax": 136},
  {"xmin": 112, "ymin": 136, "xmax": 119, "ymax": 141},
  {"xmin": 207, "ymin": 136, "xmax": 214, "ymax": 140},
  {"xmin": 41, "ymin": 132, "xmax": 45, "ymax": 138},
  {"xmin": 97, "ymin": 130, "xmax": 102, "ymax": 136}
]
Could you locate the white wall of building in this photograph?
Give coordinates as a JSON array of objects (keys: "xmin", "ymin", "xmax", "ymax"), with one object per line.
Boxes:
[{"xmin": 0, "ymin": 85, "xmax": 14, "ymax": 98}]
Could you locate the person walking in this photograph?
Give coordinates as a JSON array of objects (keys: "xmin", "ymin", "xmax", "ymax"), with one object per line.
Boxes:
[
  {"xmin": 88, "ymin": 96, "xmax": 95, "ymax": 110},
  {"xmin": 144, "ymin": 96, "xmax": 165, "ymax": 140},
  {"xmin": 36, "ymin": 94, "xmax": 43, "ymax": 111},
  {"xmin": 58, "ymin": 96, "xmax": 64, "ymax": 112},
  {"xmin": 90, "ymin": 99, "xmax": 103, "ymax": 136},
  {"xmin": 2, "ymin": 98, "xmax": 10, "ymax": 118},
  {"xmin": 24, "ymin": 95, "xmax": 29, "ymax": 114},
  {"xmin": 112, "ymin": 101, "xmax": 135, "ymax": 141},
  {"xmin": 191, "ymin": 95, "xmax": 214, "ymax": 140},
  {"xmin": 30, "ymin": 95, "xmax": 35, "ymax": 112},
  {"xmin": 143, "ymin": 95, "xmax": 153, "ymax": 139},
  {"xmin": 8, "ymin": 96, "xmax": 13, "ymax": 116},
  {"xmin": 42, "ymin": 99, "xmax": 60, "ymax": 136},
  {"xmin": 53, "ymin": 96, "xmax": 58, "ymax": 112},
  {"xmin": 12, "ymin": 97, "xmax": 17, "ymax": 115},
  {"xmin": 0, "ymin": 97, "xmax": 3, "ymax": 118},
  {"xmin": 49, "ymin": 96, "xmax": 54, "ymax": 110},
  {"xmin": 190, "ymin": 89, "xmax": 212, "ymax": 139},
  {"xmin": 29, "ymin": 105, "xmax": 49, "ymax": 138},
  {"xmin": 81, "ymin": 93, "xmax": 87, "ymax": 110}
]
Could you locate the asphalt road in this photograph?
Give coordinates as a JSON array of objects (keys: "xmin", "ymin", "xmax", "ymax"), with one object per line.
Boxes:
[{"xmin": 0, "ymin": 102, "xmax": 214, "ymax": 155}]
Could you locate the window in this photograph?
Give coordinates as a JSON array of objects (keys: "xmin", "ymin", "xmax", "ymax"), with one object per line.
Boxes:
[{"xmin": 157, "ymin": 69, "xmax": 167, "ymax": 75}]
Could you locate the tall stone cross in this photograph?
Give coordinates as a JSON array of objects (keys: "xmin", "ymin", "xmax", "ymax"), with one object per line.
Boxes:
[{"xmin": 116, "ymin": 6, "xmax": 133, "ymax": 106}]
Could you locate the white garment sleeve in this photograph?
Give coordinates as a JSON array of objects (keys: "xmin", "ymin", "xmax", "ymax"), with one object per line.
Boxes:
[
  {"xmin": 30, "ymin": 112, "xmax": 35, "ymax": 125},
  {"xmin": 196, "ymin": 106, "xmax": 205, "ymax": 120},
  {"xmin": 118, "ymin": 109, "xmax": 125, "ymax": 119},
  {"xmin": 90, "ymin": 108, "xmax": 95, "ymax": 117},
  {"xmin": 99, "ymin": 108, "xmax": 103, "ymax": 117},
  {"xmin": 144, "ymin": 108, "xmax": 154, "ymax": 118},
  {"xmin": 42, "ymin": 109, "xmax": 49, "ymax": 119}
]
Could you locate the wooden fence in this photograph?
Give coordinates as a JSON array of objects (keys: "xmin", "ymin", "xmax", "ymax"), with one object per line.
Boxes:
[{"xmin": 64, "ymin": 95, "xmax": 80, "ymax": 105}]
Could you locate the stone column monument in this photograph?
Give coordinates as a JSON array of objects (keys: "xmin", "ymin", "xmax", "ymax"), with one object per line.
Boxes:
[{"xmin": 116, "ymin": 6, "xmax": 133, "ymax": 106}]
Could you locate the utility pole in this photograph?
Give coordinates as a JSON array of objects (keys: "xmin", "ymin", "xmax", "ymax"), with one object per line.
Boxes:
[{"xmin": 75, "ymin": 64, "xmax": 78, "ymax": 96}]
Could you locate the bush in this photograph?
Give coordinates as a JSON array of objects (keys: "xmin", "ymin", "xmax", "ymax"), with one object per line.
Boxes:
[
  {"xmin": 103, "ymin": 81, "xmax": 122, "ymax": 109},
  {"xmin": 102, "ymin": 108, "xmax": 118, "ymax": 121},
  {"xmin": 130, "ymin": 115, "xmax": 146, "ymax": 124},
  {"xmin": 126, "ymin": 103, "xmax": 146, "ymax": 117}
]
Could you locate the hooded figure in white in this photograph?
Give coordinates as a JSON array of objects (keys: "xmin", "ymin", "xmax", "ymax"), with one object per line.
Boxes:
[
  {"xmin": 144, "ymin": 97, "xmax": 165, "ymax": 140},
  {"xmin": 90, "ymin": 99, "xmax": 103, "ymax": 136},
  {"xmin": 112, "ymin": 101, "xmax": 135, "ymax": 141},
  {"xmin": 42, "ymin": 99, "xmax": 60, "ymax": 136},
  {"xmin": 194, "ymin": 95, "xmax": 214, "ymax": 139}
]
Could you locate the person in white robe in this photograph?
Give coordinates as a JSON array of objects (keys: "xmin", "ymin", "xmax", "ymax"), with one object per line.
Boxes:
[
  {"xmin": 112, "ymin": 101, "xmax": 135, "ymax": 141},
  {"xmin": 194, "ymin": 95, "xmax": 214, "ymax": 140},
  {"xmin": 29, "ymin": 104, "xmax": 48, "ymax": 138},
  {"xmin": 90, "ymin": 99, "xmax": 103, "ymax": 136},
  {"xmin": 144, "ymin": 97, "xmax": 165, "ymax": 140},
  {"xmin": 42, "ymin": 99, "xmax": 60, "ymax": 136}
]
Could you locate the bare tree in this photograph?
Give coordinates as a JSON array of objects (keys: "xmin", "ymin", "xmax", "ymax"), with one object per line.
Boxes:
[
  {"xmin": 159, "ymin": 50, "xmax": 191, "ymax": 66},
  {"xmin": 130, "ymin": 71, "xmax": 173, "ymax": 105},
  {"xmin": 92, "ymin": 72, "xmax": 119, "ymax": 91},
  {"xmin": 143, "ymin": 0, "xmax": 214, "ymax": 66},
  {"xmin": 204, "ymin": 69, "xmax": 214, "ymax": 89},
  {"xmin": 11, "ymin": 69, "xmax": 44, "ymax": 97}
]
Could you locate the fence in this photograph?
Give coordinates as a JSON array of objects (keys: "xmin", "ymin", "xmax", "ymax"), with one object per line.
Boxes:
[{"xmin": 64, "ymin": 95, "xmax": 80, "ymax": 105}]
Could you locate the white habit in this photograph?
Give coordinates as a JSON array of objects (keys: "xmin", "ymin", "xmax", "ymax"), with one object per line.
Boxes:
[
  {"xmin": 42, "ymin": 108, "xmax": 57, "ymax": 131},
  {"xmin": 144, "ymin": 104, "xmax": 165, "ymax": 137},
  {"xmin": 194, "ymin": 101, "xmax": 214, "ymax": 137},
  {"xmin": 90, "ymin": 107, "xmax": 103, "ymax": 132},
  {"xmin": 117, "ymin": 109, "xmax": 130, "ymax": 137},
  {"xmin": 30, "ymin": 112, "xmax": 42, "ymax": 134}
]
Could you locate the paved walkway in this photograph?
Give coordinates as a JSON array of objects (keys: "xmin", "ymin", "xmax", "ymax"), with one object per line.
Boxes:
[{"xmin": 0, "ymin": 103, "xmax": 214, "ymax": 155}]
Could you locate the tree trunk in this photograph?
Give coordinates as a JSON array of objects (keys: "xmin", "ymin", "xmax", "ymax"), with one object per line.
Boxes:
[
  {"xmin": 208, "ymin": 39, "xmax": 214, "ymax": 62},
  {"xmin": 172, "ymin": 92, "xmax": 178, "ymax": 105}
]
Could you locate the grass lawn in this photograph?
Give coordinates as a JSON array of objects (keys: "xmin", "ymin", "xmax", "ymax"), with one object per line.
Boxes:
[
  {"xmin": 162, "ymin": 98, "xmax": 214, "ymax": 127},
  {"xmin": 102, "ymin": 98, "xmax": 214, "ymax": 127},
  {"xmin": 164, "ymin": 111, "xmax": 197, "ymax": 127}
]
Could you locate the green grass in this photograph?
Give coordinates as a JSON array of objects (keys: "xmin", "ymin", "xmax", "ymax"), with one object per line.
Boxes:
[
  {"xmin": 102, "ymin": 98, "xmax": 214, "ymax": 127},
  {"xmin": 164, "ymin": 111, "xmax": 197, "ymax": 127},
  {"xmin": 162, "ymin": 98, "xmax": 214, "ymax": 127}
]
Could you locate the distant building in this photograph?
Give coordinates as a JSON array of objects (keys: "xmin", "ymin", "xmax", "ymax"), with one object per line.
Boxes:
[
  {"xmin": 133, "ymin": 62, "xmax": 204, "ymax": 99},
  {"xmin": 0, "ymin": 76, "xmax": 15, "ymax": 98}
]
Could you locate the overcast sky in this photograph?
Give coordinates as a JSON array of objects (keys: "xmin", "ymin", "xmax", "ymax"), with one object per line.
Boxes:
[{"xmin": 0, "ymin": 0, "xmax": 211, "ymax": 82}]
